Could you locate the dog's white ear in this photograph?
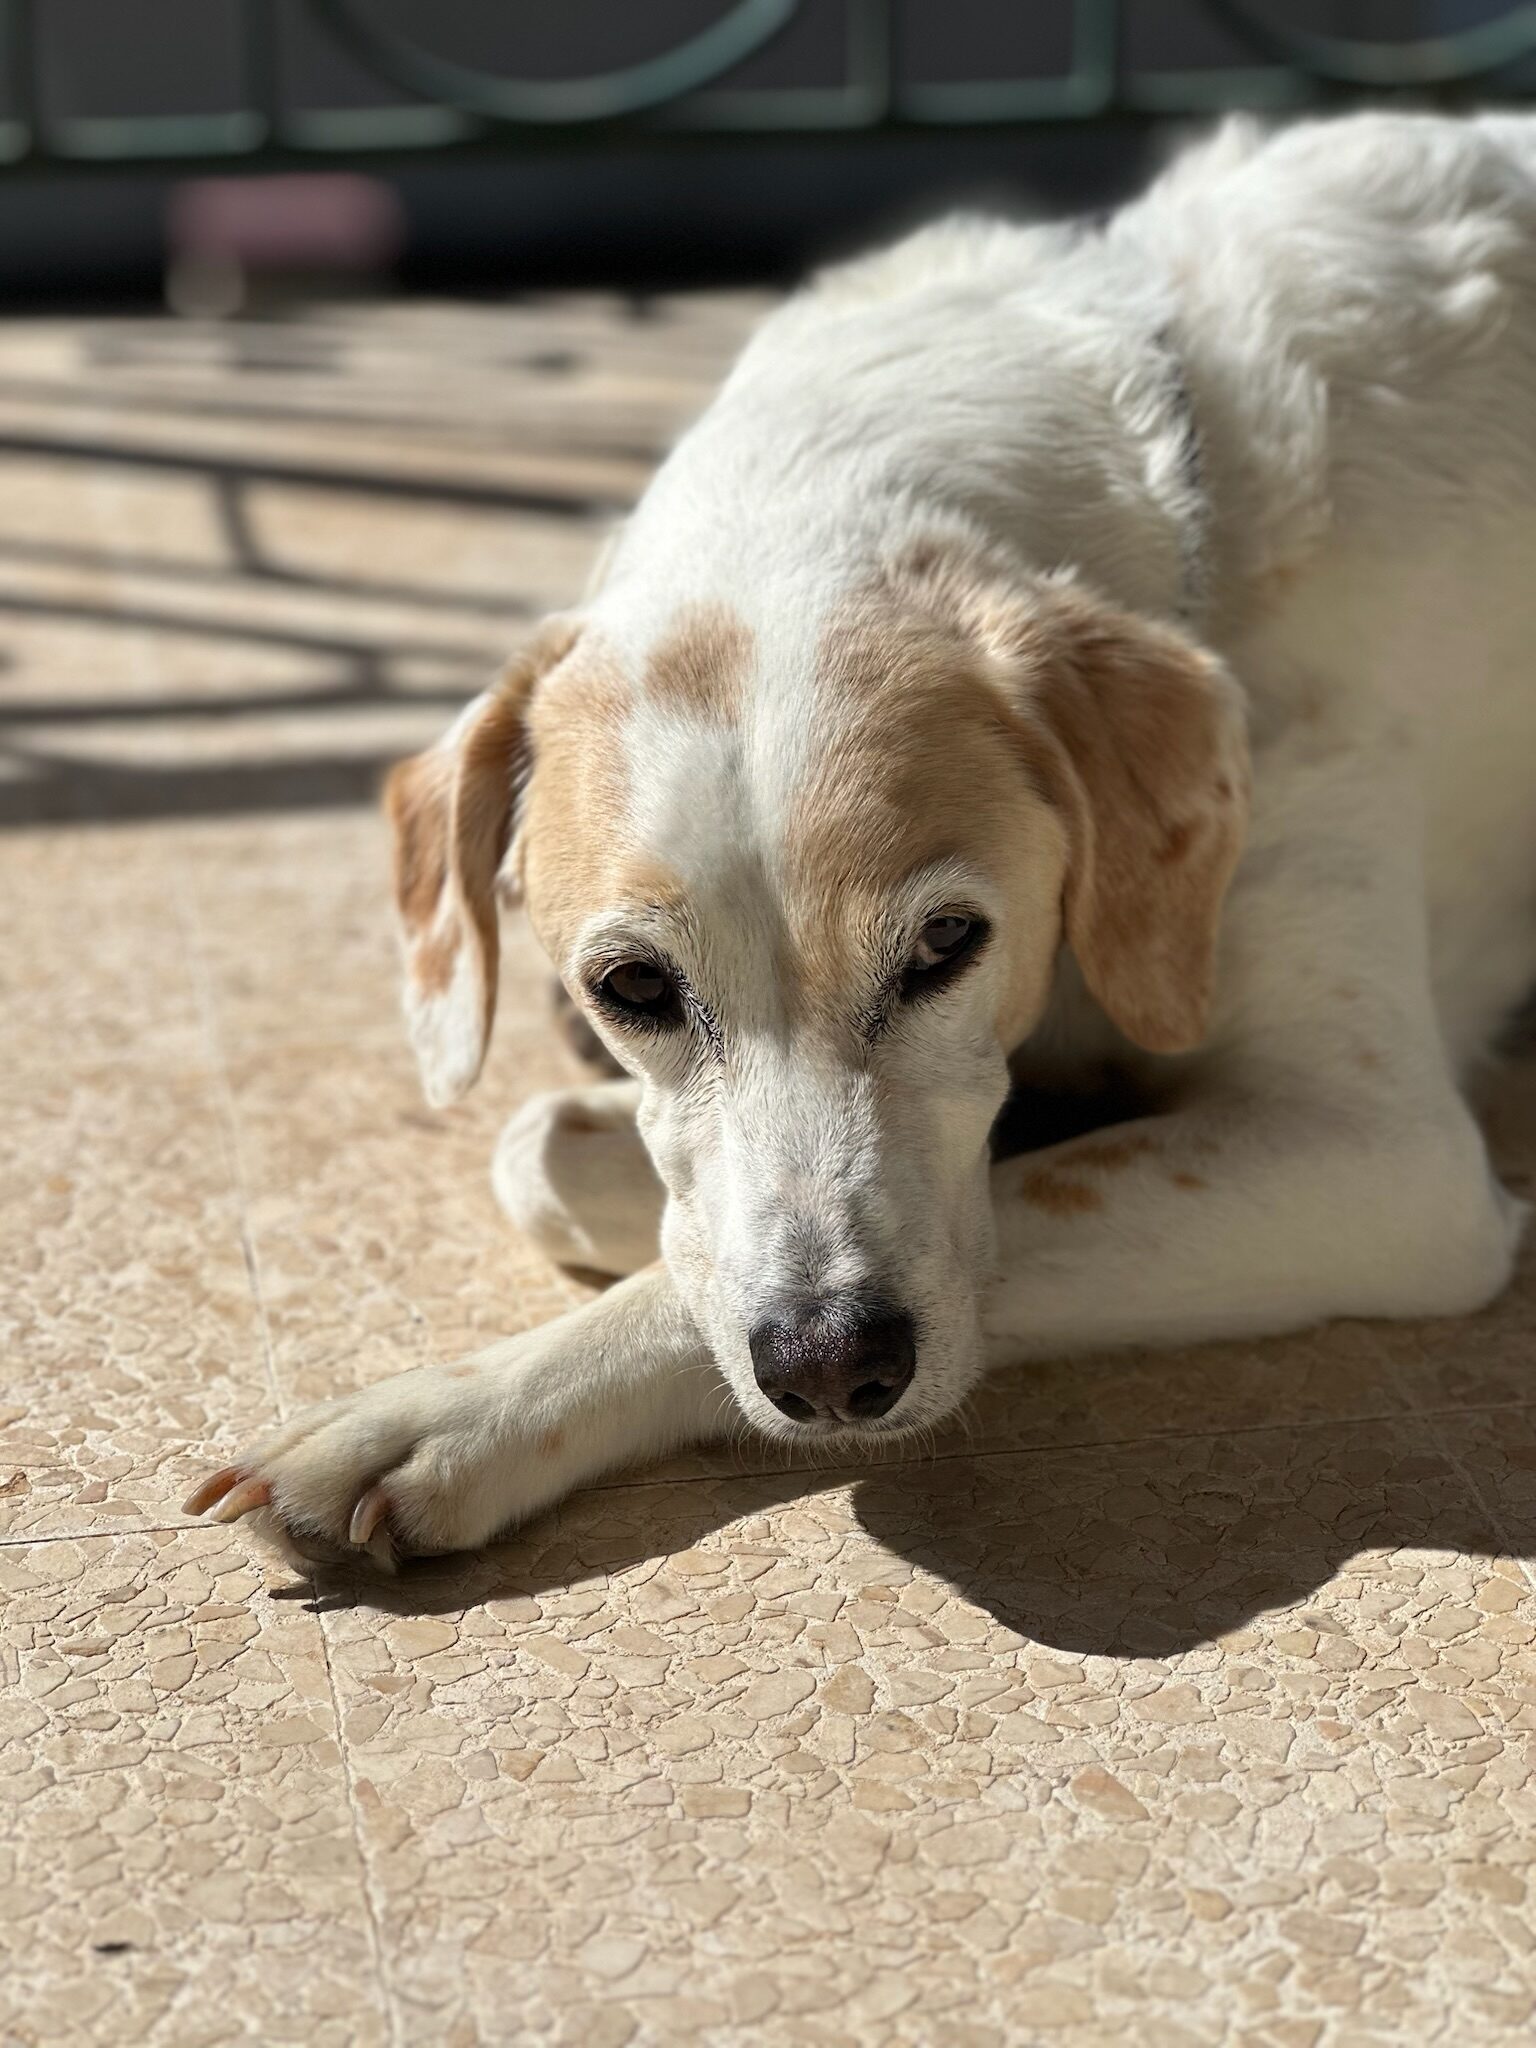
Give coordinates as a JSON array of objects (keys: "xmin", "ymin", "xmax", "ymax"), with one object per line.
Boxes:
[
  {"xmin": 999, "ymin": 581, "xmax": 1250, "ymax": 1054},
  {"xmin": 384, "ymin": 619, "xmax": 579, "ymax": 1106}
]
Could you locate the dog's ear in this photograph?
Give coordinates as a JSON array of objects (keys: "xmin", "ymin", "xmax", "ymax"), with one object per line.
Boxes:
[
  {"xmin": 929, "ymin": 565, "xmax": 1247, "ymax": 1055},
  {"xmin": 998, "ymin": 582, "xmax": 1249, "ymax": 1053},
  {"xmin": 384, "ymin": 618, "xmax": 579, "ymax": 1106}
]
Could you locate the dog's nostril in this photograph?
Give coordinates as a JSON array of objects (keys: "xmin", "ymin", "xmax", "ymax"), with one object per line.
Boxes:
[
  {"xmin": 767, "ymin": 1389, "xmax": 819, "ymax": 1424},
  {"xmin": 845, "ymin": 1377, "xmax": 905, "ymax": 1420}
]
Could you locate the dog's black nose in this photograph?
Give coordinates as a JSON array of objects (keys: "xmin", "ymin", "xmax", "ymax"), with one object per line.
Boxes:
[{"xmin": 748, "ymin": 1297, "xmax": 917, "ymax": 1425}]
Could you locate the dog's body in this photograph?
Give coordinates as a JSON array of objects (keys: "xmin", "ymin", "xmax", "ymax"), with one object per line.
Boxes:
[{"xmin": 191, "ymin": 113, "xmax": 1534, "ymax": 1564}]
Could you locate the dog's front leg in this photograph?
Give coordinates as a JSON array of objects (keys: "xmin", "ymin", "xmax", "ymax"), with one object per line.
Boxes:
[
  {"xmin": 983, "ymin": 1087, "xmax": 1523, "ymax": 1364},
  {"xmin": 184, "ymin": 1266, "xmax": 726, "ymax": 1567},
  {"xmin": 983, "ymin": 730, "xmax": 1531, "ymax": 1364}
]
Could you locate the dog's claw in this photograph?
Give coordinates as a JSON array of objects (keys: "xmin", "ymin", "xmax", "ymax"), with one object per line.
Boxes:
[
  {"xmin": 348, "ymin": 1487, "xmax": 390, "ymax": 1549},
  {"xmin": 182, "ymin": 1466, "xmax": 242, "ymax": 1516},
  {"xmin": 209, "ymin": 1477, "xmax": 272, "ymax": 1522}
]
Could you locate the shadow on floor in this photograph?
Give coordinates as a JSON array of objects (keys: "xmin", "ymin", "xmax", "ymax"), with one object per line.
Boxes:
[
  {"xmin": 0, "ymin": 424, "xmax": 584, "ymax": 826},
  {"xmin": 0, "ymin": 746, "xmax": 416, "ymax": 825},
  {"xmin": 286, "ymin": 1407, "xmax": 1532, "ymax": 1658}
]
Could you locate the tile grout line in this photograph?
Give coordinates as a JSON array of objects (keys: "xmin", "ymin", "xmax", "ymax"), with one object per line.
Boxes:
[
  {"xmin": 78, "ymin": 450, "xmax": 406, "ymax": 2032},
  {"xmin": 1410, "ymin": 1402, "xmax": 1536, "ymax": 1596},
  {"xmin": 585, "ymin": 1386, "xmax": 1536, "ymax": 1498},
  {"xmin": 9, "ymin": 1390, "xmax": 1536, "ymax": 1550},
  {"xmin": 170, "ymin": 866, "xmax": 405, "ymax": 2048},
  {"xmin": 169, "ymin": 868, "xmax": 285, "ymax": 1430}
]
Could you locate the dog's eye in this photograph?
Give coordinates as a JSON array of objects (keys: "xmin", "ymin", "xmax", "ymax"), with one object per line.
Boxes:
[
  {"xmin": 899, "ymin": 913, "xmax": 987, "ymax": 1000},
  {"xmin": 600, "ymin": 959, "xmax": 681, "ymax": 1023},
  {"xmin": 911, "ymin": 914, "xmax": 975, "ymax": 969}
]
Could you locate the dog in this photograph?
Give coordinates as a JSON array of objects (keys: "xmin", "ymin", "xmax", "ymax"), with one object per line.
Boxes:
[{"xmin": 188, "ymin": 112, "xmax": 1534, "ymax": 1567}]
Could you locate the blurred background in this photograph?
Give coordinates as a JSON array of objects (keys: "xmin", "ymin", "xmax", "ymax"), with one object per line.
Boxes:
[
  {"xmin": 0, "ymin": 2, "xmax": 1530, "ymax": 302},
  {"xmin": 1, "ymin": 0, "xmax": 1532, "ymax": 830}
]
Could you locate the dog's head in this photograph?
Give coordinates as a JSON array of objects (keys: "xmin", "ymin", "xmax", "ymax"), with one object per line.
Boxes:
[{"xmin": 386, "ymin": 545, "xmax": 1247, "ymax": 1438}]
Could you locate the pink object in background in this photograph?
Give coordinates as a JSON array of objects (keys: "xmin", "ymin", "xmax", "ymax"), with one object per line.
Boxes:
[{"xmin": 165, "ymin": 173, "xmax": 406, "ymax": 315}]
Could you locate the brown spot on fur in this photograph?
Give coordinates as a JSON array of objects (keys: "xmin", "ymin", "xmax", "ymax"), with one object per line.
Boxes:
[
  {"xmin": 535, "ymin": 1429, "xmax": 565, "ymax": 1459},
  {"xmin": 413, "ymin": 927, "xmax": 460, "ymax": 999},
  {"xmin": 1256, "ymin": 559, "xmax": 1304, "ymax": 613},
  {"xmin": 1356, "ymin": 1048, "xmax": 1382, "ymax": 1071},
  {"xmin": 1157, "ymin": 821, "xmax": 1195, "ymax": 865},
  {"xmin": 520, "ymin": 637, "xmax": 634, "ymax": 955},
  {"xmin": 787, "ymin": 600, "xmax": 1070, "ymax": 1041},
  {"xmin": 446, "ymin": 1363, "xmax": 478, "ymax": 1380},
  {"xmin": 1020, "ymin": 1170, "xmax": 1104, "ymax": 1215},
  {"xmin": 384, "ymin": 745, "xmax": 453, "ymax": 933},
  {"xmin": 869, "ymin": 541, "xmax": 1250, "ymax": 1055},
  {"xmin": 1170, "ymin": 1171, "xmax": 1207, "ymax": 1190},
  {"xmin": 1062, "ymin": 1132, "xmax": 1157, "ymax": 1173},
  {"xmin": 385, "ymin": 616, "xmax": 583, "ymax": 1089},
  {"xmin": 642, "ymin": 601, "xmax": 751, "ymax": 723},
  {"xmin": 556, "ymin": 1107, "xmax": 605, "ymax": 1136}
]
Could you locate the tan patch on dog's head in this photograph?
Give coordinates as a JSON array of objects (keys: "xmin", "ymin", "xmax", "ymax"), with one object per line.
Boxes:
[
  {"xmin": 521, "ymin": 608, "xmax": 750, "ymax": 966},
  {"xmin": 518, "ymin": 642, "xmax": 633, "ymax": 958},
  {"xmin": 642, "ymin": 601, "xmax": 750, "ymax": 725},
  {"xmin": 783, "ymin": 600, "xmax": 1069, "ymax": 1039},
  {"xmin": 387, "ymin": 600, "xmax": 748, "ymax": 1098},
  {"xmin": 881, "ymin": 541, "xmax": 1250, "ymax": 1056}
]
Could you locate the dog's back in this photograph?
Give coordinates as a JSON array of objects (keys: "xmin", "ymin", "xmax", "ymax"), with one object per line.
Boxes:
[{"xmin": 1133, "ymin": 114, "xmax": 1536, "ymax": 1062}]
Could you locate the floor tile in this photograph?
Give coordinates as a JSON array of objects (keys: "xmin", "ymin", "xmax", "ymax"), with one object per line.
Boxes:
[
  {"xmin": 0, "ymin": 1527, "xmax": 389, "ymax": 2045},
  {"xmin": 0, "ymin": 1057, "xmax": 276, "ymax": 1541},
  {"xmin": 309, "ymin": 1416, "xmax": 1536, "ymax": 2044}
]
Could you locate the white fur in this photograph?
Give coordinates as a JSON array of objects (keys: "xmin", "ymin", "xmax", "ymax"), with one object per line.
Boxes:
[{"xmin": 196, "ymin": 112, "xmax": 1534, "ymax": 1562}]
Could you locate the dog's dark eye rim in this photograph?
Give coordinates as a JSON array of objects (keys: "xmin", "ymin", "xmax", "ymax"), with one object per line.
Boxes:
[
  {"xmin": 898, "ymin": 911, "xmax": 989, "ymax": 1000},
  {"xmin": 594, "ymin": 956, "xmax": 684, "ymax": 1026}
]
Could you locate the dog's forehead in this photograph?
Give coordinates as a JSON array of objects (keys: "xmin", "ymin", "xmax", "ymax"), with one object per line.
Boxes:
[
  {"xmin": 524, "ymin": 589, "xmax": 1028, "ymax": 974},
  {"xmin": 620, "ymin": 599, "xmax": 819, "ymax": 883}
]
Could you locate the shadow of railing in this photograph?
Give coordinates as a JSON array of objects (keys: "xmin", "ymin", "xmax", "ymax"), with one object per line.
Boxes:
[
  {"xmin": 0, "ymin": 744, "xmax": 412, "ymax": 825},
  {"xmin": 0, "ymin": 375, "xmax": 617, "ymax": 825}
]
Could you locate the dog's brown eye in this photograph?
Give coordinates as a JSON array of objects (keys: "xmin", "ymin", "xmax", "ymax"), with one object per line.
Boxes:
[
  {"xmin": 911, "ymin": 915, "xmax": 975, "ymax": 969},
  {"xmin": 898, "ymin": 912, "xmax": 987, "ymax": 1003},
  {"xmin": 601, "ymin": 959, "xmax": 679, "ymax": 1021}
]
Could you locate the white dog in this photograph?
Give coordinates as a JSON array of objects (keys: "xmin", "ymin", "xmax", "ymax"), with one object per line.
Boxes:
[{"xmin": 189, "ymin": 112, "xmax": 1534, "ymax": 1566}]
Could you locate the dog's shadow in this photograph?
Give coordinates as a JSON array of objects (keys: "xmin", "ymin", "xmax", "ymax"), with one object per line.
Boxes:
[{"xmin": 285, "ymin": 1381, "xmax": 1533, "ymax": 1656}]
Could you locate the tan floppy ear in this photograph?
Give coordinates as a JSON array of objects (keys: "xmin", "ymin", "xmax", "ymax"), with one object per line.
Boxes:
[
  {"xmin": 990, "ymin": 581, "xmax": 1249, "ymax": 1054},
  {"xmin": 384, "ymin": 618, "xmax": 578, "ymax": 1106}
]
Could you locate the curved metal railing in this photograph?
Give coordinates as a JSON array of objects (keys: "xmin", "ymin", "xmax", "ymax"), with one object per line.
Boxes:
[{"xmin": 0, "ymin": 0, "xmax": 1532, "ymax": 172}]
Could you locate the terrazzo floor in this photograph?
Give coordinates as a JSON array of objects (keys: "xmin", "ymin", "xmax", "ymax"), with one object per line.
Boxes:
[{"xmin": 2, "ymin": 294, "xmax": 1535, "ymax": 2048}]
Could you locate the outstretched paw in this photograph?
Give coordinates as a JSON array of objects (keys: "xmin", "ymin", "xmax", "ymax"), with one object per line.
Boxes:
[{"xmin": 181, "ymin": 1364, "xmax": 536, "ymax": 1571}]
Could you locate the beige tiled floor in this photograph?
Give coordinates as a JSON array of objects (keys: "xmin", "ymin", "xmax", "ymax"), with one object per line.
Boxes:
[{"xmin": 2, "ymin": 298, "xmax": 1534, "ymax": 2048}]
